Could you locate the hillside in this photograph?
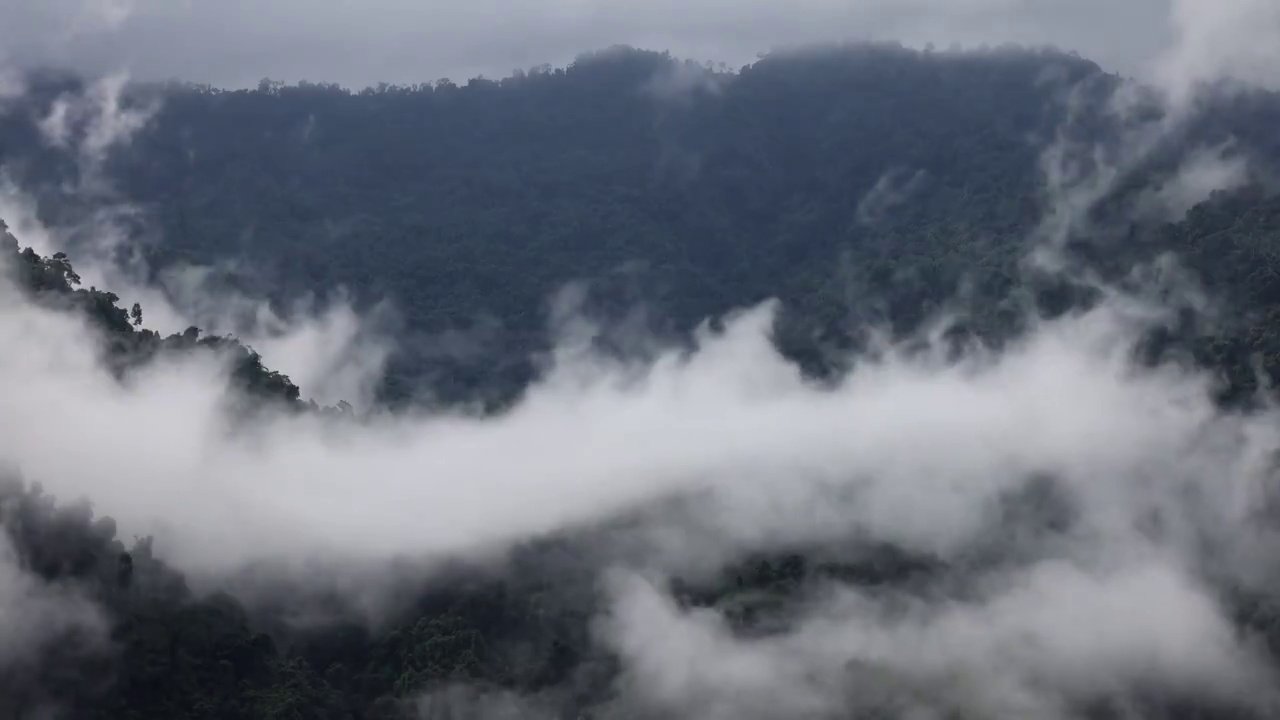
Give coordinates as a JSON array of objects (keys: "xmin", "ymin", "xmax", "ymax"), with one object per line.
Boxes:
[
  {"xmin": 4, "ymin": 46, "xmax": 1280, "ymax": 407},
  {"xmin": 55, "ymin": 47, "xmax": 1280, "ymax": 407},
  {"xmin": 0, "ymin": 234, "xmax": 950, "ymax": 718},
  {"xmin": 4, "ymin": 42, "xmax": 1280, "ymax": 719},
  {"xmin": 8, "ymin": 228, "xmax": 1280, "ymax": 719},
  {"xmin": 0, "ymin": 44, "xmax": 1168, "ymax": 405}
]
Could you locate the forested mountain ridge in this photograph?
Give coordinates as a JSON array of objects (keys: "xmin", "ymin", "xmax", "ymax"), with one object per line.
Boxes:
[
  {"xmin": 1, "ymin": 218, "xmax": 359, "ymax": 415},
  {"xmin": 4, "ymin": 45, "xmax": 1280, "ymax": 407},
  {"xmin": 0, "ymin": 43, "xmax": 1203, "ymax": 405},
  {"xmin": 0, "ymin": 228, "xmax": 599, "ymax": 718},
  {"xmin": 0, "ymin": 225, "xmax": 944, "ymax": 719},
  {"xmin": 53, "ymin": 45, "xmax": 1280, "ymax": 406},
  {"xmin": 7, "ymin": 222, "xmax": 1280, "ymax": 719},
  {"xmin": 6, "ymin": 41, "xmax": 1280, "ymax": 719}
]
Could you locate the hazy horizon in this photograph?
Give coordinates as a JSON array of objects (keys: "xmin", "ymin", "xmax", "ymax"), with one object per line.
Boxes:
[{"xmin": 0, "ymin": 0, "xmax": 1208, "ymax": 90}]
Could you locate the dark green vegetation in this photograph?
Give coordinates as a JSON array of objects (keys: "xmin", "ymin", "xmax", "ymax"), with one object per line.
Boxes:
[
  {"xmin": 3, "ymin": 43, "xmax": 1280, "ymax": 718},
  {"xmin": 2, "ymin": 219, "xmax": 355, "ymax": 416},
  {"xmin": 3, "ymin": 220, "xmax": 301, "ymax": 406},
  {"xmin": 16, "ymin": 43, "xmax": 1280, "ymax": 406},
  {"xmin": 1, "ymin": 231, "xmax": 612, "ymax": 718},
  {"xmin": 4, "ymin": 45, "xmax": 1279, "ymax": 407},
  {"xmin": 0, "ymin": 231, "xmax": 929, "ymax": 715}
]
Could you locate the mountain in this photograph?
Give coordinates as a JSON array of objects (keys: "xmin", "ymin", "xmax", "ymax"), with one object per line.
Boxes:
[
  {"xmin": 3, "ymin": 42, "xmax": 1280, "ymax": 719},
  {"xmin": 21, "ymin": 43, "xmax": 1275, "ymax": 405},
  {"xmin": 15, "ymin": 44, "xmax": 1279, "ymax": 408},
  {"xmin": 0, "ymin": 230, "xmax": 938, "ymax": 719}
]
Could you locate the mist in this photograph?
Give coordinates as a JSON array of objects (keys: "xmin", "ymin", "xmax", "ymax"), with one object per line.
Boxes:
[
  {"xmin": 2, "ymin": 2, "xmax": 1280, "ymax": 717},
  {"xmin": 8, "ymin": 217, "xmax": 1280, "ymax": 715},
  {"xmin": 0, "ymin": 0, "xmax": 1218, "ymax": 90}
]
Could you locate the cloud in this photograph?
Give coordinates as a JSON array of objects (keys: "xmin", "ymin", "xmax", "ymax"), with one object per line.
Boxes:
[
  {"xmin": 413, "ymin": 684, "xmax": 557, "ymax": 720},
  {"xmin": 0, "ymin": 531, "xmax": 105, "ymax": 666},
  {"xmin": 600, "ymin": 560, "xmax": 1275, "ymax": 718},
  {"xmin": 0, "ymin": 68, "xmax": 24, "ymax": 113},
  {"xmin": 145, "ymin": 262, "xmax": 396, "ymax": 408},
  {"xmin": 856, "ymin": 167, "xmax": 929, "ymax": 226},
  {"xmin": 2, "ymin": 0, "xmax": 1280, "ymax": 713},
  {"xmin": 1030, "ymin": 18, "xmax": 1275, "ymax": 274},
  {"xmin": 0, "ymin": 0, "xmax": 1187, "ymax": 89},
  {"xmin": 33, "ymin": 72, "xmax": 158, "ymax": 197},
  {"xmin": 0, "ymin": 76, "xmax": 394, "ymax": 410},
  {"xmin": 0, "ymin": 524, "xmax": 107, "ymax": 716},
  {"xmin": 1154, "ymin": 0, "xmax": 1280, "ymax": 105},
  {"xmin": 641, "ymin": 58, "xmax": 725, "ymax": 104},
  {"xmin": 0, "ymin": 186, "xmax": 394, "ymax": 410},
  {"xmin": 39, "ymin": 73, "xmax": 153, "ymax": 161},
  {"xmin": 1136, "ymin": 141, "xmax": 1251, "ymax": 220},
  {"xmin": 15, "ymin": 228, "xmax": 1280, "ymax": 712},
  {"xmin": 0, "ymin": 249, "xmax": 1271, "ymax": 588},
  {"xmin": 0, "ymin": 0, "xmax": 1271, "ymax": 97}
]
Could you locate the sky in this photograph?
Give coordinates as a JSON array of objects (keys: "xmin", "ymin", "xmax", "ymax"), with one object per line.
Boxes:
[{"xmin": 0, "ymin": 0, "xmax": 1187, "ymax": 88}]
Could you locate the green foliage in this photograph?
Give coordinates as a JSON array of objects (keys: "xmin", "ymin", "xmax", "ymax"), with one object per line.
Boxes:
[
  {"xmin": 7, "ymin": 46, "xmax": 1280, "ymax": 408},
  {"xmin": 4, "ymin": 44, "xmax": 1280, "ymax": 719},
  {"xmin": 42, "ymin": 43, "xmax": 1265, "ymax": 408},
  {"xmin": 76, "ymin": 44, "xmax": 1108, "ymax": 405},
  {"xmin": 3, "ymin": 235, "xmax": 309, "ymax": 409}
]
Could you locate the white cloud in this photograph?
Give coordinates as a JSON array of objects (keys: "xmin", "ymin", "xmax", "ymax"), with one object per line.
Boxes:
[
  {"xmin": 1155, "ymin": 0, "xmax": 1280, "ymax": 104},
  {"xmin": 34, "ymin": 72, "xmax": 157, "ymax": 193},
  {"xmin": 1137, "ymin": 141, "xmax": 1251, "ymax": 220},
  {"xmin": 1, "ymin": 0, "xmax": 1280, "ymax": 712},
  {"xmin": 0, "ymin": 101, "xmax": 393, "ymax": 410},
  {"xmin": 601, "ymin": 559, "xmax": 1275, "ymax": 718},
  {"xmin": 0, "ymin": 67, "xmax": 26, "ymax": 114},
  {"xmin": 856, "ymin": 167, "xmax": 929, "ymax": 226},
  {"xmin": 0, "ymin": 0, "xmax": 1180, "ymax": 89},
  {"xmin": 0, "ymin": 263, "xmax": 1272, "ymax": 592},
  {"xmin": 0, "ymin": 529, "xmax": 105, "ymax": 673}
]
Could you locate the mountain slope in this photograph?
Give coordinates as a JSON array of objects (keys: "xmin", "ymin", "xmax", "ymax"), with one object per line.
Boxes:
[
  {"xmin": 7, "ymin": 44, "xmax": 1129, "ymax": 404},
  {"xmin": 4, "ymin": 43, "xmax": 1280, "ymax": 719},
  {"xmin": 5, "ymin": 45, "xmax": 1279, "ymax": 407}
]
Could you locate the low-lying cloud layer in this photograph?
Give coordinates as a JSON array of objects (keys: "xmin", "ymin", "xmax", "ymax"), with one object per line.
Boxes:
[
  {"xmin": 7, "ymin": 234, "xmax": 1280, "ymax": 715},
  {"xmin": 0, "ymin": 285, "xmax": 1236, "ymax": 568},
  {"xmin": 604, "ymin": 560, "xmax": 1278, "ymax": 718}
]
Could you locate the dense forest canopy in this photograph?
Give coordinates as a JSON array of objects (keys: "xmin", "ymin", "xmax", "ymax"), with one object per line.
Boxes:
[
  {"xmin": 4, "ymin": 40, "xmax": 1280, "ymax": 719},
  {"xmin": 6, "ymin": 44, "xmax": 1275, "ymax": 408},
  {"xmin": 0, "ymin": 44, "xmax": 1194, "ymax": 404},
  {"xmin": 0, "ymin": 47, "xmax": 1273, "ymax": 405}
]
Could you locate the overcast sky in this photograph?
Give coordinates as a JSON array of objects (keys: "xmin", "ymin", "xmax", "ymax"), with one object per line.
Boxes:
[{"xmin": 0, "ymin": 0, "xmax": 1187, "ymax": 89}]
